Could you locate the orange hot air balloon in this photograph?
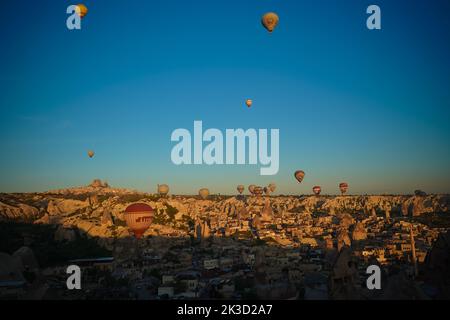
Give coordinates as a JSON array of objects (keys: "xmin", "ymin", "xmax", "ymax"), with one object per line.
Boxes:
[
  {"xmin": 294, "ymin": 170, "xmax": 305, "ymax": 183},
  {"xmin": 261, "ymin": 12, "xmax": 279, "ymax": 33},
  {"xmin": 124, "ymin": 203, "xmax": 154, "ymax": 239},
  {"xmin": 248, "ymin": 184, "xmax": 256, "ymax": 194},
  {"xmin": 246, "ymin": 99, "xmax": 253, "ymax": 108},
  {"xmin": 76, "ymin": 4, "xmax": 88, "ymax": 18},
  {"xmin": 88, "ymin": 150, "xmax": 94, "ymax": 158},
  {"xmin": 339, "ymin": 182, "xmax": 349, "ymax": 195},
  {"xmin": 237, "ymin": 185, "xmax": 245, "ymax": 194},
  {"xmin": 313, "ymin": 186, "xmax": 322, "ymax": 195}
]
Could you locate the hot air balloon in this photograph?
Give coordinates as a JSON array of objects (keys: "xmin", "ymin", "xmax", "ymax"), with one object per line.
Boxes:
[
  {"xmin": 199, "ymin": 188, "xmax": 210, "ymax": 200},
  {"xmin": 237, "ymin": 185, "xmax": 245, "ymax": 194},
  {"xmin": 246, "ymin": 99, "xmax": 253, "ymax": 108},
  {"xmin": 268, "ymin": 183, "xmax": 276, "ymax": 193},
  {"xmin": 263, "ymin": 186, "xmax": 272, "ymax": 196},
  {"xmin": 294, "ymin": 170, "xmax": 305, "ymax": 183},
  {"xmin": 253, "ymin": 186, "xmax": 264, "ymax": 197},
  {"xmin": 312, "ymin": 186, "xmax": 322, "ymax": 196},
  {"xmin": 157, "ymin": 184, "xmax": 169, "ymax": 197},
  {"xmin": 88, "ymin": 150, "xmax": 94, "ymax": 158},
  {"xmin": 248, "ymin": 185, "xmax": 256, "ymax": 195},
  {"xmin": 76, "ymin": 4, "xmax": 88, "ymax": 18},
  {"xmin": 124, "ymin": 203, "xmax": 153, "ymax": 239},
  {"xmin": 261, "ymin": 12, "xmax": 279, "ymax": 33},
  {"xmin": 414, "ymin": 190, "xmax": 427, "ymax": 197},
  {"xmin": 339, "ymin": 182, "xmax": 349, "ymax": 195}
]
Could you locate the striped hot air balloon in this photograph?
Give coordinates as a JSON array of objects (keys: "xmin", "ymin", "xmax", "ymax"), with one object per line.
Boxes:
[
  {"xmin": 124, "ymin": 203, "xmax": 154, "ymax": 239},
  {"xmin": 312, "ymin": 186, "xmax": 322, "ymax": 196}
]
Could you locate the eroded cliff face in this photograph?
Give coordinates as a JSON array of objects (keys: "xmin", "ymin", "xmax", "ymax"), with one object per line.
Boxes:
[{"xmin": 1, "ymin": 183, "xmax": 448, "ymax": 241}]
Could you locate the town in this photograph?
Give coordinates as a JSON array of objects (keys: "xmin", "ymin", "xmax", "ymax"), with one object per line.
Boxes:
[{"xmin": 0, "ymin": 180, "xmax": 448, "ymax": 300}]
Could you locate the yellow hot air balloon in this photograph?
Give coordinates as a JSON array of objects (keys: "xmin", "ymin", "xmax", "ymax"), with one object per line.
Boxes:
[
  {"xmin": 261, "ymin": 12, "xmax": 279, "ymax": 33},
  {"xmin": 199, "ymin": 188, "xmax": 210, "ymax": 200},
  {"xmin": 76, "ymin": 4, "xmax": 88, "ymax": 18},
  {"xmin": 88, "ymin": 150, "xmax": 94, "ymax": 158},
  {"xmin": 157, "ymin": 184, "xmax": 169, "ymax": 197},
  {"xmin": 246, "ymin": 99, "xmax": 253, "ymax": 108}
]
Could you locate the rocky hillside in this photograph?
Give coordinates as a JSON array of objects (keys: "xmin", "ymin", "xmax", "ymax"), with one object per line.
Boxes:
[{"xmin": 0, "ymin": 180, "xmax": 449, "ymax": 246}]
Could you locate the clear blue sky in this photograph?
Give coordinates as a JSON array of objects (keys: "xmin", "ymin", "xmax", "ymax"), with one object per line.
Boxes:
[{"xmin": 1, "ymin": 0, "xmax": 449, "ymax": 195}]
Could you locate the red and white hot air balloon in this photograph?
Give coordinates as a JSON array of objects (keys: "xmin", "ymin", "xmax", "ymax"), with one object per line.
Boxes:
[
  {"xmin": 312, "ymin": 186, "xmax": 322, "ymax": 196},
  {"xmin": 124, "ymin": 203, "xmax": 154, "ymax": 239},
  {"xmin": 339, "ymin": 182, "xmax": 349, "ymax": 195}
]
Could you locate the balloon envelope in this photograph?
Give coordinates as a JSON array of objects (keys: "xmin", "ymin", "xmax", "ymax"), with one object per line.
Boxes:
[
  {"xmin": 294, "ymin": 170, "xmax": 305, "ymax": 183},
  {"xmin": 199, "ymin": 188, "xmax": 210, "ymax": 200},
  {"xmin": 313, "ymin": 186, "xmax": 322, "ymax": 195},
  {"xmin": 339, "ymin": 182, "xmax": 349, "ymax": 195},
  {"xmin": 124, "ymin": 203, "xmax": 153, "ymax": 239},
  {"xmin": 253, "ymin": 186, "xmax": 264, "ymax": 197},
  {"xmin": 88, "ymin": 150, "xmax": 94, "ymax": 158},
  {"xmin": 268, "ymin": 183, "xmax": 276, "ymax": 193},
  {"xmin": 246, "ymin": 99, "xmax": 252, "ymax": 108},
  {"xmin": 261, "ymin": 12, "xmax": 279, "ymax": 33},
  {"xmin": 237, "ymin": 185, "xmax": 245, "ymax": 194},
  {"xmin": 248, "ymin": 185, "xmax": 256, "ymax": 194},
  {"xmin": 157, "ymin": 184, "xmax": 169, "ymax": 196},
  {"xmin": 76, "ymin": 4, "xmax": 88, "ymax": 18}
]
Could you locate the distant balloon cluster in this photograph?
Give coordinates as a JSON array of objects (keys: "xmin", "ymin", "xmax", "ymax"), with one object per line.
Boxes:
[{"xmin": 295, "ymin": 169, "xmax": 349, "ymax": 196}]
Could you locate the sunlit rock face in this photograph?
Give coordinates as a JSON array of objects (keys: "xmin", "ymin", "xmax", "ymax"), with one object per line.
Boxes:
[
  {"xmin": 0, "ymin": 202, "xmax": 40, "ymax": 221},
  {"xmin": 351, "ymin": 222, "xmax": 367, "ymax": 241},
  {"xmin": 0, "ymin": 182, "xmax": 448, "ymax": 244}
]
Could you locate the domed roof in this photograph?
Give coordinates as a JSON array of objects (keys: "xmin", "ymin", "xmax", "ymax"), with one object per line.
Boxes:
[{"xmin": 125, "ymin": 203, "xmax": 153, "ymax": 213}]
